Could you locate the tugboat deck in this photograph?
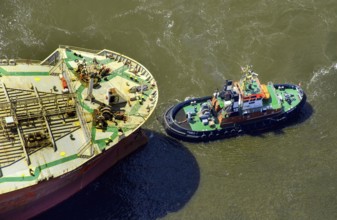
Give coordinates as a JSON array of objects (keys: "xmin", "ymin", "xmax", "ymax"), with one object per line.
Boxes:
[{"xmin": 174, "ymin": 74, "xmax": 303, "ymax": 133}]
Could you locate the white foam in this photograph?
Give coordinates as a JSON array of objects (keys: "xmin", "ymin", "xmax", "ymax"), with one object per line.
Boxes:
[{"xmin": 309, "ymin": 63, "xmax": 337, "ymax": 85}]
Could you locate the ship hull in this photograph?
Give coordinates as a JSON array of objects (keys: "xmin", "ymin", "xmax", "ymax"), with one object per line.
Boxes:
[
  {"xmin": 164, "ymin": 84, "xmax": 306, "ymax": 142},
  {"xmin": 0, "ymin": 129, "xmax": 147, "ymax": 220}
]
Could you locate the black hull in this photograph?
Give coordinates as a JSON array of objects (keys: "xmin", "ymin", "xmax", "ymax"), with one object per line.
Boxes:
[{"xmin": 164, "ymin": 84, "xmax": 306, "ymax": 142}]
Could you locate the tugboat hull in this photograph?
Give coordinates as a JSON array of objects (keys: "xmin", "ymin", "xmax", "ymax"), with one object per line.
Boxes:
[{"xmin": 164, "ymin": 84, "xmax": 306, "ymax": 142}]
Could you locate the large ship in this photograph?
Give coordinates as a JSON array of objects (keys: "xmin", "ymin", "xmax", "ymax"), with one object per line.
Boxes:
[
  {"xmin": 0, "ymin": 46, "xmax": 158, "ymax": 219},
  {"xmin": 164, "ymin": 65, "xmax": 306, "ymax": 142}
]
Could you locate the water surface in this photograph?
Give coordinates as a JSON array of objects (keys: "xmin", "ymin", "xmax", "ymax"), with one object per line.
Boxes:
[{"xmin": 0, "ymin": 0, "xmax": 337, "ymax": 219}]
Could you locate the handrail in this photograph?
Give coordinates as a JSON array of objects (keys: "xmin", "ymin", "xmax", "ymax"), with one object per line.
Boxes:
[
  {"xmin": 77, "ymin": 140, "xmax": 94, "ymax": 157},
  {"xmin": 59, "ymin": 45, "xmax": 100, "ymax": 54},
  {"xmin": 13, "ymin": 59, "xmax": 42, "ymax": 64},
  {"xmin": 61, "ymin": 63, "xmax": 91, "ymax": 142},
  {"xmin": 48, "ymin": 59, "xmax": 63, "ymax": 75}
]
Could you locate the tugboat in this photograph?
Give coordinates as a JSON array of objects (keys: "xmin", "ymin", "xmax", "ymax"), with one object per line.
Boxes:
[{"xmin": 164, "ymin": 65, "xmax": 306, "ymax": 142}]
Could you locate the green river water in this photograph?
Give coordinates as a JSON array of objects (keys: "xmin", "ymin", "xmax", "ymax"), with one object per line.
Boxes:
[{"xmin": 1, "ymin": 0, "xmax": 337, "ymax": 219}]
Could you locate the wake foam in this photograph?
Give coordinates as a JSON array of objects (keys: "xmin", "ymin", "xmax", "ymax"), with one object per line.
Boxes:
[
  {"xmin": 307, "ymin": 63, "xmax": 337, "ymax": 102},
  {"xmin": 308, "ymin": 63, "xmax": 337, "ymax": 86}
]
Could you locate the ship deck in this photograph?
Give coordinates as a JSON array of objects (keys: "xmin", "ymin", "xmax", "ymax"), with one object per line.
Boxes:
[
  {"xmin": 274, "ymin": 86, "xmax": 302, "ymax": 112},
  {"xmin": 0, "ymin": 46, "xmax": 158, "ymax": 194},
  {"xmin": 180, "ymin": 103, "xmax": 220, "ymax": 132}
]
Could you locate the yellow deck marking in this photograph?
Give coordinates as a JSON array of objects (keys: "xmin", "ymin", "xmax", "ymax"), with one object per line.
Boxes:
[{"xmin": 73, "ymin": 121, "xmax": 80, "ymax": 126}]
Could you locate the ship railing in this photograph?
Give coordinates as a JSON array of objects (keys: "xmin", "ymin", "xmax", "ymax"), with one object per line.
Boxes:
[
  {"xmin": 13, "ymin": 59, "xmax": 42, "ymax": 65},
  {"xmin": 77, "ymin": 140, "xmax": 94, "ymax": 157},
  {"xmin": 296, "ymin": 87, "xmax": 303, "ymax": 99},
  {"xmin": 58, "ymin": 46, "xmax": 153, "ymax": 81},
  {"xmin": 48, "ymin": 59, "xmax": 63, "ymax": 76},
  {"xmin": 59, "ymin": 45, "xmax": 100, "ymax": 54},
  {"xmin": 97, "ymin": 49, "xmax": 153, "ymax": 77},
  {"xmin": 75, "ymin": 99, "xmax": 92, "ymax": 142},
  {"xmin": 39, "ymin": 48, "xmax": 61, "ymax": 66},
  {"xmin": 62, "ymin": 64, "xmax": 92, "ymax": 142}
]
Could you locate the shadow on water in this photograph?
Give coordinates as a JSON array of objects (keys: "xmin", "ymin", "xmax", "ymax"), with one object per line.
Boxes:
[
  {"xmin": 34, "ymin": 130, "xmax": 200, "ymax": 220},
  {"xmin": 290, "ymin": 102, "xmax": 314, "ymax": 124}
]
